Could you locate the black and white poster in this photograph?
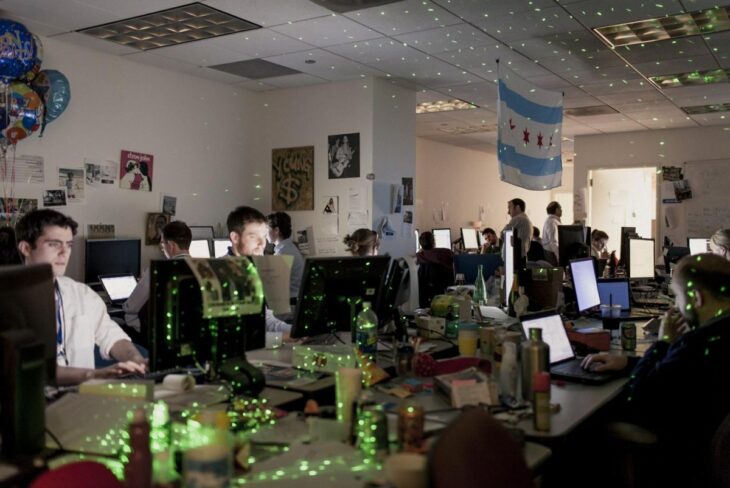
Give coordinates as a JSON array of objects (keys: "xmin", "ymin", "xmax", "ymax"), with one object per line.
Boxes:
[
  {"xmin": 43, "ymin": 189, "xmax": 67, "ymax": 207},
  {"xmin": 327, "ymin": 132, "xmax": 359, "ymax": 179}
]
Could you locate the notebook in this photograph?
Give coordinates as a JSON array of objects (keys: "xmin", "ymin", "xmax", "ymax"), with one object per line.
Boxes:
[
  {"xmin": 520, "ymin": 310, "xmax": 617, "ymax": 385},
  {"xmin": 99, "ymin": 274, "xmax": 138, "ymax": 304}
]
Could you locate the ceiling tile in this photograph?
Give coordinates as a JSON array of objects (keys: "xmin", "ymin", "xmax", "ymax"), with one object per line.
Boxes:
[
  {"xmin": 51, "ymin": 31, "xmax": 139, "ymax": 55},
  {"xmin": 344, "ymin": 0, "xmax": 462, "ymax": 36},
  {"xmin": 472, "ymin": 7, "xmax": 583, "ymax": 42},
  {"xmin": 393, "ymin": 23, "xmax": 493, "ymax": 55},
  {"xmin": 437, "ymin": 81, "xmax": 498, "ymax": 107},
  {"xmin": 633, "ymin": 54, "xmax": 719, "ymax": 77},
  {"xmin": 211, "ymin": 29, "xmax": 314, "ymax": 58},
  {"xmin": 77, "ymin": 0, "xmax": 192, "ymax": 18},
  {"xmin": 270, "ymin": 14, "xmax": 381, "ymax": 47},
  {"xmin": 203, "ymin": 0, "xmax": 332, "ymax": 27},
  {"xmin": 231, "ymin": 79, "xmax": 277, "ymax": 91},
  {"xmin": 0, "ymin": 0, "xmax": 118, "ymax": 34},
  {"xmin": 263, "ymin": 49, "xmax": 385, "ymax": 81},
  {"xmin": 257, "ymin": 73, "xmax": 329, "ymax": 88},
  {"xmin": 617, "ymin": 37, "xmax": 710, "ymax": 65},
  {"xmin": 122, "ymin": 51, "xmax": 200, "ymax": 75},
  {"xmin": 563, "ymin": 0, "xmax": 684, "ymax": 28},
  {"xmin": 151, "ymin": 37, "xmax": 245, "ymax": 66}
]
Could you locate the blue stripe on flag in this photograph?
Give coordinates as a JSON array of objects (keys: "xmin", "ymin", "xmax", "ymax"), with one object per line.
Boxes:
[
  {"xmin": 498, "ymin": 143, "xmax": 562, "ymax": 177},
  {"xmin": 499, "ymin": 80, "xmax": 562, "ymax": 125}
]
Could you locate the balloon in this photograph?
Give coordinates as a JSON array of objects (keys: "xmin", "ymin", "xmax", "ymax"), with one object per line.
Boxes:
[
  {"xmin": 0, "ymin": 20, "xmax": 37, "ymax": 83},
  {"xmin": 0, "ymin": 81, "xmax": 43, "ymax": 145},
  {"xmin": 31, "ymin": 69, "xmax": 70, "ymax": 126},
  {"xmin": 22, "ymin": 35, "xmax": 43, "ymax": 81}
]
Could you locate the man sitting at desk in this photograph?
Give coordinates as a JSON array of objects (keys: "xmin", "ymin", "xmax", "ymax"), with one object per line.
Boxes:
[
  {"xmin": 124, "ymin": 220, "xmax": 191, "ymax": 332},
  {"xmin": 582, "ymin": 253, "xmax": 730, "ymax": 486},
  {"xmin": 267, "ymin": 211, "xmax": 304, "ymax": 301},
  {"xmin": 227, "ymin": 205, "xmax": 292, "ymax": 334},
  {"xmin": 16, "ymin": 209, "xmax": 147, "ymax": 385}
]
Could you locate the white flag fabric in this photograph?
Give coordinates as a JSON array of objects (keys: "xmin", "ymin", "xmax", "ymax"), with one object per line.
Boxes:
[{"xmin": 497, "ymin": 63, "xmax": 563, "ymax": 190}]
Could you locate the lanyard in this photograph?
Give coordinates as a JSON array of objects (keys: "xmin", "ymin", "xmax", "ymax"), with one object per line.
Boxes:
[{"xmin": 55, "ymin": 280, "xmax": 68, "ymax": 366}]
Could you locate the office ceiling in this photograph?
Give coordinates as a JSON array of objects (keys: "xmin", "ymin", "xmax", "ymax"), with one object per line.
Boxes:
[{"xmin": 2, "ymin": 0, "xmax": 729, "ymax": 157}]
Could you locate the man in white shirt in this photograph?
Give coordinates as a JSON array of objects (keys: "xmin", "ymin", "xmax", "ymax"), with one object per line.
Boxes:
[
  {"xmin": 541, "ymin": 201, "xmax": 561, "ymax": 265},
  {"xmin": 16, "ymin": 209, "xmax": 146, "ymax": 385},
  {"xmin": 124, "ymin": 221, "xmax": 191, "ymax": 331},
  {"xmin": 226, "ymin": 206, "xmax": 292, "ymax": 334},
  {"xmin": 267, "ymin": 211, "xmax": 304, "ymax": 300},
  {"xmin": 502, "ymin": 198, "xmax": 533, "ymax": 258}
]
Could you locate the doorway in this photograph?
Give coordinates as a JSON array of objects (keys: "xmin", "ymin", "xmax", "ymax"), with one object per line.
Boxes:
[{"xmin": 588, "ymin": 167, "xmax": 657, "ymax": 259}]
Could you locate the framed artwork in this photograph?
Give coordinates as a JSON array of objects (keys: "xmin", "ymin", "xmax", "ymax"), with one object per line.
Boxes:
[
  {"xmin": 145, "ymin": 212, "xmax": 171, "ymax": 245},
  {"xmin": 120, "ymin": 150, "xmax": 153, "ymax": 192},
  {"xmin": 328, "ymin": 132, "xmax": 360, "ymax": 179},
  {"xmin": 272, "ymin": 146, "xmax": 314, "ymax": 211}
]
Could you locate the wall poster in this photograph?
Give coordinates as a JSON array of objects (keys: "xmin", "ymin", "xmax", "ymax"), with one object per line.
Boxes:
[
  {"xmin": 327, "ymin": 132, "xmax": 359, "ymax": 179},
  {"xmin": 272, "ymin": 146, "xmax": 314, "ymax": 211}
]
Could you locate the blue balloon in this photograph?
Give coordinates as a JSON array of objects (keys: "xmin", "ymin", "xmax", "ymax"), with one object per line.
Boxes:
[
  {"xmin": 0, "ymin": 19, "xmax": 36, "ymax": 83},
  {"xmin": 32, "ymin": 69, "xmax": 70, "ymax": 125}
]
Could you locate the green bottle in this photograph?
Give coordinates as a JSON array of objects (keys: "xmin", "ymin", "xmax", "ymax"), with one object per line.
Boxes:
[{"xmin": 473, "ymin": 264, "xmax": 487, "ymax": 306}]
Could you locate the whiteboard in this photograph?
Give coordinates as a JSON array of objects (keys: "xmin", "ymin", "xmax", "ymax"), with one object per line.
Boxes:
[{"xmin": 661, "ymin": 159, "xmax": 730, "ymax": 247}]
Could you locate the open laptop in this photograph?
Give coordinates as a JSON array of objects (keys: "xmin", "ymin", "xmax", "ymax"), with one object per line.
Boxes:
[
  {"xmin": 520, "ymin": 310, "xmax": 618, "ymax": 385},
  {"xmin": 99, "ymin": 273, "xmax": 138, "ymax": 305},
  {"xmin": 596, "ymin": 278, "xmax": 659, "ymax": 318}
]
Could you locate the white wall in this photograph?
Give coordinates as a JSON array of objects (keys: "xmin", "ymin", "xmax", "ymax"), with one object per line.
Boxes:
[
  {"xmin": 574, "ymin": 125, "xmax": 730, "ymax": 220},
  {"xmin": 371, "ymin": 78, "xmax": 416, "ymax": 258},
  {"xmin": 6, "ymin": 36, "xmax": 254, "ymax": 280},
  {"xmin": 415, "ymin": 137, "xmax": 571, "ymax": 240}
]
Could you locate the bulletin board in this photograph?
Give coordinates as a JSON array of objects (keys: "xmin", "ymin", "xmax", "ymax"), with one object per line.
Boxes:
[{"xmin": 661, "ymin": 159, "xmax": 730, "ymax": 247}]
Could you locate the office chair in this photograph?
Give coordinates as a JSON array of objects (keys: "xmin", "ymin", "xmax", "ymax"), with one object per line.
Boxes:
[
  {"xmin": 711, "ymin": 412, "xmax": 730, "ymax": 487},
  {"xmin": 417, "ymin": 262, "xmax": 454, "ymax": 309},
  {"xmin": 428, "ymin": 408, "xmax": 534, "ymax": 488}
]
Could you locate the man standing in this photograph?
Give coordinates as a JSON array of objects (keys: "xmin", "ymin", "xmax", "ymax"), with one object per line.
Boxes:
[
  {"xmin": 267, "ymin": 212, "xmax": 304, "ymax": 301},
  {"xmin": 582, "ymin": 253, "xmax": 730, "ymax": 487},
  {"xmin": 541, "ymin": 201, "xmax": 561, "ymax": 265},
  {"xmin": 502, "ymin": 198, "xmax": 532, "ymax": 258},
  {"xmin": 124, "ymin": 221, "xmax": 191, "ymax": 331},
  {"xmin": 227, "ymin": 206, "xmax": 291, "ymax": 334},
  {"xmin": 16, "ymin": 209, "xmax": 146, "ymax": 385}
]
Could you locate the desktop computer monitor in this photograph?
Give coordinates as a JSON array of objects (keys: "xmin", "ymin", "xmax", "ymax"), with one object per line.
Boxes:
[
  {"xmin": 289, "ymin": 256, "xmax": 391, "ymax": 339},
  {"xmin": 558, "ymin": 225, "xmax": 590, "ymax": 267},
  {"xmin": 619, "ymin": 226, "xmax": 637, "ymax": 264},
  {"xmin": 628, "ymin": 238, "xmax": 655, "ymax": 279},
  {"xmin": 0, "ymin": 264, "xmax": 56, "ymax": 383},
  {"xmin": 414, "ymin": 229, "xmax": 420, "ymax": 254},
  {"xmin": 85, "ymin": 238, "xmax": 141, "ymax": 284},
  {"xmin": 688, "ymin": 238, "xmax": 710, "ymax": 255},
  {"xmin": 597, "ymin": 278, "xmax": 631, "ymax": 310},
  {"xmin": 189, "ymin": 239, "xmax": 212, "ymax": 258},
  {"xmin": 213, "ymin": 239, "xmax": 232, "ymax": 258},
  {"xmin": 189, "ymin": 226, "xmax": 215, "ymax": 240},
  {"xmin": 569, "ymin": 257, "xmax": 601, "ymax": 313},
  {"xmin": 374, "ymin": 257, "xmax": 408, "ymax": 333},
  {"xmin": 432, "ymin": 228, "xmax": 452, "ymax": 250},
  {"xmin": 148, "ymin": 258, "xmax": 265, "ymax": 374},
  {"xmin": 461, "ymin": 228, "xmax": 479, "ymax": 251},
  {"xmin": 477, "ymin": 231, "xmax": 485, "ymax": 248}
]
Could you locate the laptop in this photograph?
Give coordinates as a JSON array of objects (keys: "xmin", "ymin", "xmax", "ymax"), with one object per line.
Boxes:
[
  {"xmin": 99, "ymin": 273, "xmax": 138, "ymax": 305},
  {"xmin": 520, "ymin": 310, "xmax": 618, "ymax": 385},
  {"xmin": 595, "ymin": 278, "xmax": 659, "ymax": 318}
]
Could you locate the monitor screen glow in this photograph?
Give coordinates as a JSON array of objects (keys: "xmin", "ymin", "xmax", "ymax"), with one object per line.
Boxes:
[
  {"xmin": 570, "ymin": 258, "xmax": 600, "ymax": 312},
  {"xmin": 504, "ymin": 230, "xmax": 514, "ymax": 307},
  {"xmin": 461, "ymin": 228, "xmax": 479, "ymax": 249},
  {"xmin": 597, "ymin": 279, "xmax": 630, "ymax": 311},
  {"xmin": 189, "ymin": 239, "xmax": 211, "ymax": 258},
  {"xmin": 477, "ymin": 231, "xmax": 485, "ymax": 247},
  {"xmin": 688, "ymin": 238, "xmax": 710, "ymax": 255},
  {"xmin": 213, "ymin": 240, "xmax": 231, "ymax": 258},
  {"xmin": 629, "ymin": 239, "xmax": 655, "ymax": 279},
  {"xmin": 521, "ymin": 314, "xmax": 574, "ymax": 364},
  {"xmin": 432, "ymin": 228, "xmax": 452, "ymax": 250},
  {"xmin": 101, "ymin": 275, "xmax": 138, "ymax": 301}
]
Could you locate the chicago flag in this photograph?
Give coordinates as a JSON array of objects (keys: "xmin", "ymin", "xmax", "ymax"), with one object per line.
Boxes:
[{"xmin": 498, "ymin": 63, "xmax": 563, "ymax": 190}]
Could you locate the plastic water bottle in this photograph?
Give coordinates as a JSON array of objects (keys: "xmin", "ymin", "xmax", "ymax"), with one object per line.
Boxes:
[{"xmin": 356, "ymin": 302, "xmax": 378, "ymax": 357}]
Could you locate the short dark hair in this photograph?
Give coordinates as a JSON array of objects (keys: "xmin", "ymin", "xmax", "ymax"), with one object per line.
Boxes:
[
  {"xmin": 591, "ymin": 229, "xmax": 609, "ymax": 242},
  {"xmin": 419, "ymin": 231, "xmax": 435, "ymax": 250},
  {"xmin": 673, "ymin": 253, "xmax": 730, "ymax": 301},
  {"xmin": 15, "ymin": 209, "xmax": 78, "ymax": 248},
  {"xmin": 533, "ymin": 226, "xmax": 540, "ymax": 239},
  {"xmin": 227, "ymin": 206, "xmax": 267, "ymax": 235},
  {"xmin": 546, "ymin": 201, "xmax": 561, "ymax": 215},
  {"xmin": 267, "ymin": 212, "xmax": 292, "ymax": 239},
  {"xmin": 162, "ymin": 221, "xmax": 192, "ymax": 250},
  {"xmin": 510, "ymin": 198, "xmax": 526, "ymax": 212},
  {"xmin": 482, "ymin": 227, "xmax": 496, "ymax": 236}
]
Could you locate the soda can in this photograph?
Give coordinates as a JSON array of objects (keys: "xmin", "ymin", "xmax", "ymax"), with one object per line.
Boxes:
[
  {"xmin": 397, "ymin": 404, "xmax": 424, "ymax": 452},
  {"xmin": 357, "ymin": 404, "xmax": 389, "ymax": 461},
  {"xmin": 621, "ymin": 322, "xmax": 637, "ymax": 351}
]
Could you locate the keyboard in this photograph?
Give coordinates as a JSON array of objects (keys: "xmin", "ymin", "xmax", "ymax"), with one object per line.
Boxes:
[
  {"xmin": 121, "ymin": 368, "xmax": 203, "ymax": 383},
  {"xmin": 551, "ymin": 359, "xmax": 615, "ymax": 384}
]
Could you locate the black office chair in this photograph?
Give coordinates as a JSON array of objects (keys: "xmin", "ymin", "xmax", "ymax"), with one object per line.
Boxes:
[
  {"xmin": 711, "ymin": 412, "xmax": 730, "ymax": 487},
  {"xmin": 417, "ymin": 262, "xmax": 454, "ymax": 309}
]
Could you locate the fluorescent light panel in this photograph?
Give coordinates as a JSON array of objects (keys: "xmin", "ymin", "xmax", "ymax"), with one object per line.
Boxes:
[
  {"xmin": 681, "ymin": 103, "xmax": 730, "ymax": 114},
  {"xmin": 416, "ymin": 99, "xmax": 477, "ymax": 114},
  {"xmin": 651, "ymin": 68, "xmax": 730, "ymax": 88},
  {"xmin": 594, "ymin": 6, "xmax": 730, "ymax": 48},
  {"xmin": 78, "ymin": 2, "xmax": 261, "ymax": 51},
  {"xmin": 438, "ymin": 124, "xmax": 496, "ymax": 134}
]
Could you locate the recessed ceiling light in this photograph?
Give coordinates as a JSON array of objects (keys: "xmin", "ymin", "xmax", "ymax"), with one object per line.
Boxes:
[
  {"xmin": 416, "ymin": 99, "xmax": 477, "ymax": 114},
  {"xmin": 77, "ymin": 2, "xmax": 260, "ymax": 51},
  {"xmin": 594, "ymin": 6, "xmax": 730, "ymax": 48},
  {"xmin": 650, "ymin": 68, "xmax": 730, "ymax": 88},
  {"xmin": 681, "ymin": 103, "xmax": 730, "ymax": 115},
  {"xmin": 305, "ymin": 59, "xmax": 317, "ymax": 64},
  {"xmin": 564, "ymin": 105, "xmax": 619, "ymax": 116}
]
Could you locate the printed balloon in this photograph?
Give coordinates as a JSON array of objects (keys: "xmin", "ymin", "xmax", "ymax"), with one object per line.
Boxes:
[
  {"xmin": 23, "ymin": 35, "xmax": 43, "ymax": 81},
  {"xmin": 0, "ymin": 81, "xmax": 43, "ymax": 144},
  {"xmin": 31, "ymin": 69, "xmax": 70, "ymax": 125},
  {"xmin": 0, "ymin": 20, "xmax": 37, "ymax": 83}
]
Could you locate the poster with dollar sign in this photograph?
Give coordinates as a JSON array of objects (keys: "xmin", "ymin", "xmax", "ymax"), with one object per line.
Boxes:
[{"xmin": 272, "ymin": 146, "xmax": 315, "ymax": 211}]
